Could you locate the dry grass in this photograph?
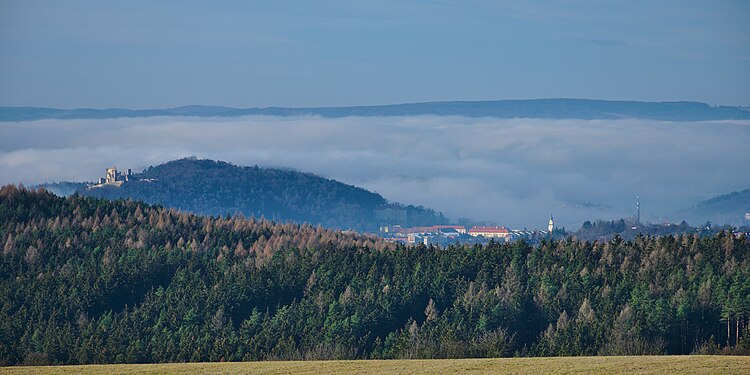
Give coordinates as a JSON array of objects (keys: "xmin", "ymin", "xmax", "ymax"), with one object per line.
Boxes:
[{"xmin": 2, "ymin": 356, "xmax": 749, "ymax": 375}]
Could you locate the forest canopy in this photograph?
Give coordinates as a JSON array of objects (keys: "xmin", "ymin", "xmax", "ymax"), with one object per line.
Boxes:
[{"xmin": 1, "ymin": 185, "xmax": 749, "ymax": 365}]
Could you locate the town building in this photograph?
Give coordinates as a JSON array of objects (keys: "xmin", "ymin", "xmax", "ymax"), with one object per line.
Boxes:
[
  {"xmin": 509, "ymin": 229, "xmax": 534, "ymax": 241},
  {"xmin": 432, "ymin": 225, "xmax": 467, "ymax": 234},
  {"xmin": 437, "ymin": 227, "xmax": 460, "ymax": 238},
  {"xmin": 468, "ymin": 225, "xmax": 510, "ymax": 239}
]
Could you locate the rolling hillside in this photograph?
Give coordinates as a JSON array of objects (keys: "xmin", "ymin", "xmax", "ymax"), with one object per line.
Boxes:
[
  {"xmin": 73, "ymin": 158, "xmax": 446, "ymax": 231},
  {"xmin": 675, "ymin": 188, "xmax": 750, "ymax": 226},
  {"xmin": 1, "ymin": 186, "xmax": 748, "ymax": 365}
]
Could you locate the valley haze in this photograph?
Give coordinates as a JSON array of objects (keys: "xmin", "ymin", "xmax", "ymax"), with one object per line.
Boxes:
[{"xmin": 2, "ymin": 100, "xmax": 749, "ymax": 230}]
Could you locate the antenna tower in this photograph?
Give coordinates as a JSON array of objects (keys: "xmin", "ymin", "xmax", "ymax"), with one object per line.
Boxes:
[{"xmin": 636, "ymin": 195, "xmax": 641, "ymax": 225}]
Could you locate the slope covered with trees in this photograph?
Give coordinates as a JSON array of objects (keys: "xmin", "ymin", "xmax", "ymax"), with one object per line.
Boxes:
[
  {"xmin": 78, "ymin": 158, "xmax": 447, "ymax": 231},
  {"xmin": 1, "ymin": 186, "xmax": 749, "ymax": 366},
  {"xmin": 573, "ymin": 219, "xmax": 715, "ymax": 242},
  {"xmin": 676, "ymin": 188, "xmax": 750, "ymax": 227}
]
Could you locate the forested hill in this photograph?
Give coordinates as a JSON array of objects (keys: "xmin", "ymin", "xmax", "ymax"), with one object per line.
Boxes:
[
  {"xmin": 676, "ymin": 189, "xmax": 750, "ymax": 227},
  {"xmin": 3, "ymin": 99, "xmax": 749, "ymax": 121},
  {"xmin": 76, "ymin": 158, "xmax": 446, "ymax": 231},
  {"xmin": 1, "ymin": 186, "xmax": 749, "ymax": 366}
]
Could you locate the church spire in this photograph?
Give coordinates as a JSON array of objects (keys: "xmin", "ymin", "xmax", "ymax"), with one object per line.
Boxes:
[{"xmin": 548, "ymin": 214, "xmax": 554, "ymax": 233}]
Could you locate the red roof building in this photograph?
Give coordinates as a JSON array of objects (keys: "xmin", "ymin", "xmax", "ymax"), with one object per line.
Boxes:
[
  {"xmin": 431, "ymin": 225, "xmax": 467, "ymax": 234},
  {"xmin": 468, "ymin": 225, "xmax": 510, "ymax": 238}
]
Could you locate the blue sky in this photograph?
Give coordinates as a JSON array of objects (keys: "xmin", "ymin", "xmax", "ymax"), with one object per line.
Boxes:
[{"xmin": 1, "ymin": 1, "xmax": 748, "ymax": 108}]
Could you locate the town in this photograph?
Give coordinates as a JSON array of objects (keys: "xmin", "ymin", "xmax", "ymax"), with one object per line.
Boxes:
[{"xmin": 377, "ymin": 215, "xmax": 557, "ymax": 245}]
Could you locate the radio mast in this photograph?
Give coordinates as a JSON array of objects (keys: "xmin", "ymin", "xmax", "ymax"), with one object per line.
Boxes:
[{"xmin": 636, "ymin": 195, "xmax": 641, "ymax": 225}]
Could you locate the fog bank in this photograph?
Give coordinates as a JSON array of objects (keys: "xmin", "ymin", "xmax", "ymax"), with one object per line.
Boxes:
[{"xmin": 1, "ymin": 116, "xmax": 748, "ymax": 229}]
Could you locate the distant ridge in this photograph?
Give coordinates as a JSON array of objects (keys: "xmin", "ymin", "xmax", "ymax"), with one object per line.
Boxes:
[
  {"xmin": 3, "ymin": 99, "xmax": 749, "ymax": 121},
  {"xmin": 674, "ymin": 188, "xmax": 750, "ymax": 226}
]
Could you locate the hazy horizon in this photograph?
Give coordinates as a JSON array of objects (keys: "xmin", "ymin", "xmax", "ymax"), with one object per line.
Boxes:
[{"xmin": 2, "ymin": 96, "xmax": 749, "ymax": 111}]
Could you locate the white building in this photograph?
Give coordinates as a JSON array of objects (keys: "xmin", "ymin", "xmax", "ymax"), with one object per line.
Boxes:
[
  {"xmin": 548, "ymin": 215, "xmax": 555, "ymax": 232},
  {"xmin": 468, "ymin": 226, "xmax": 510, "ymax": 239}
]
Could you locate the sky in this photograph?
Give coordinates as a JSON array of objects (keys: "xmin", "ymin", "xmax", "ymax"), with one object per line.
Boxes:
[
  {"xmin": 1, "ymin": 1, "xmax": 749, "ymax": 108},
  {"xmin": 2, "ymin": 116, "xmax": 749, "ymax": 229},
  {"xmin": 1, "ymin": 1, "xmax": 749, "ymax": 230}
]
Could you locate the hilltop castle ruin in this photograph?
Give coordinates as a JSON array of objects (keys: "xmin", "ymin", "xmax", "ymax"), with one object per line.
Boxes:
[{"xmin": 92, "ymin": 166, "xmax": 132, "ymax": 187}]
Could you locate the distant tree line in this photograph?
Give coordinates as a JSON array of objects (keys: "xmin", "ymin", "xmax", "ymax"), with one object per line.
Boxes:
[
  {"xmin": 1, "ymin": 185, "xmax": 749, "ymax": 365},
  {"xmin": 575, "ymin": 218, "xmax": 743, "ymax": 242}
]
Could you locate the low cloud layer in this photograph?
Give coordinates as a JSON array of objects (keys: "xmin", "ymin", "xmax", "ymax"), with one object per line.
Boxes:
[{"xmin": 1, "ymin": 116, "xmax": 749, "ymax": 229}]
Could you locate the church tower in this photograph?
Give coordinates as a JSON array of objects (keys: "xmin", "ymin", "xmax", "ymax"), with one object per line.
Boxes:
[{"xmin": 548, "ymin": 214, "xmax": 554, "ymax": 233}]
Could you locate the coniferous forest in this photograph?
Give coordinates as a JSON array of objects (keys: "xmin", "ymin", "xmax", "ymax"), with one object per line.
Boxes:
[{"xmin": 1, "ymin": 185, "xmax": 749, "ymax": 366}]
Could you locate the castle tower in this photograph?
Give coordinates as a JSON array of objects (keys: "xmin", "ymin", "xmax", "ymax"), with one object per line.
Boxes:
[
  {"xmin": 106, "ymin": 167, "xmax": 118, "ymax": 183},
  {"xmin": 548, "ymin": 214, "xmax": 554, "ymax": 233}
]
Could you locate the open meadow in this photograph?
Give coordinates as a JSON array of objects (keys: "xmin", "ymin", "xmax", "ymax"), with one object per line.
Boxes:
[{"xmin": 2, "ymin": 356, "xmax": 750, "ymax": 375}]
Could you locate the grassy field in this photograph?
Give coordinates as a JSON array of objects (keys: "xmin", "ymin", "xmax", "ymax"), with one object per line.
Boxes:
[{"xmin": 2, "ymin": 356, "xmax": 749, "ymax": 374}]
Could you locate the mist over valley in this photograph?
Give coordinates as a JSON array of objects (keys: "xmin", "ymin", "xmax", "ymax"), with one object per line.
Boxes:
[{"xmin": 2, "ymin": 107, "xmax": 749, "ymax": 229}]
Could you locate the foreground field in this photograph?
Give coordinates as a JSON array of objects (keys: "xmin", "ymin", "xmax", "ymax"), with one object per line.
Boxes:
[{"xmin": 2, "ymin": 356, "xmax": 750, "ymax": 375}]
